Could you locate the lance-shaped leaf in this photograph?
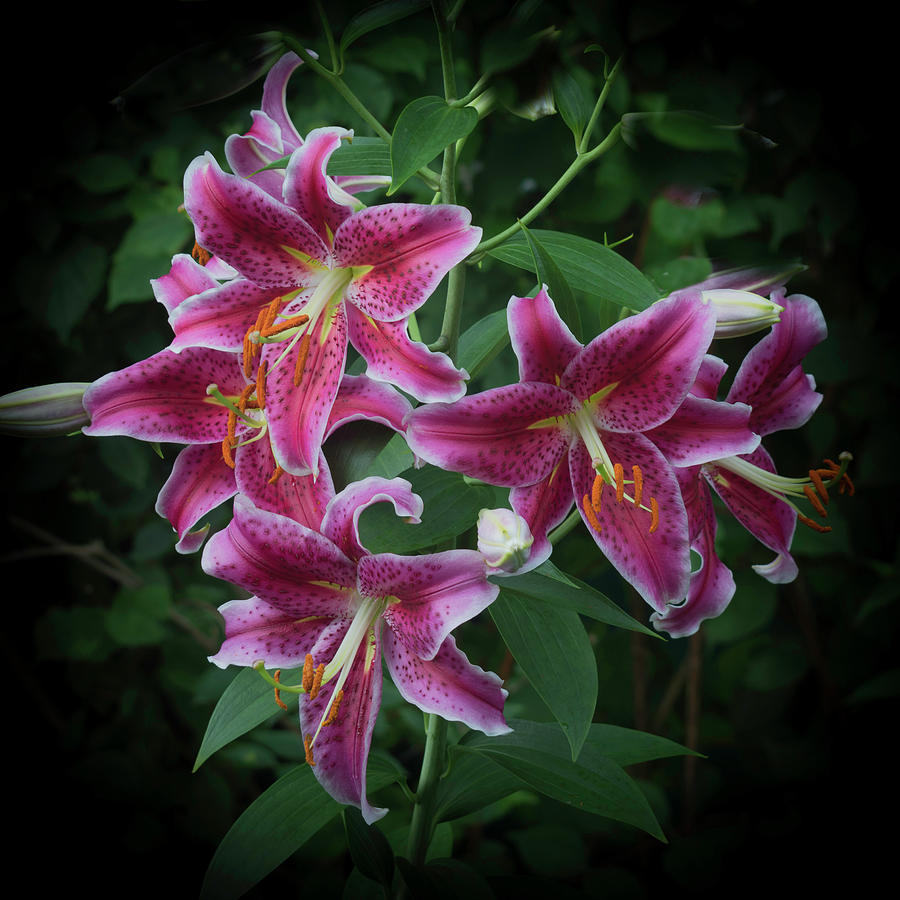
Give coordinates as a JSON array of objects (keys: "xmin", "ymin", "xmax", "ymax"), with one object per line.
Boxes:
[
  {"xmin": 343, "ymin": 807, "xmax": 395, "ymax": 889},
  {"xmin": 457, "ymin": 308, "xmax": 509, "ymax": 381},
  {"xmin": 460, "ymin": 720, "xmax": 665, "ymax": 840},
  {"xmin": 328, "ymin": 136, "xmax": 392, "ymax": 176},
  {"xmin": 520, "ymin": 221, "xmax": 582, "ymax": 341},
  {"xmin": 340, "ymin": 0, "xmax": 431, "ymax": 56},
  {"xmin": 433, "ymin": 749, "xmax": 529, "ymax": 823},
  {"xmin": 389, "ymin": 96, "xmax": 478, "ymax": 194},
  {"xmin": 489, "ymin": 590, "xmax": 597, "ymax": 760},
  {"xmin": 488, "ymin": 229, "xmax": 659, "ymax": 310},
  {"xmin": 552, "ymin": 67, "xmax": 593, "ymax": 147}
]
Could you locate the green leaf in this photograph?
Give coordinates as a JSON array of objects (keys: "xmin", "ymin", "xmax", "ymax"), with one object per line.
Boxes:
[
  {"xmin": 638, "ymin": 110, "xmax": 742, "ymax": 152},
  {"xmin": 457, "ymin": 308, "xmax": 509, "ymax": 381},
  {"xmin": 69, "ymin": 153, "xmax": 136, "ymax": 193},
  {"xmin": 201, "ymin": 763, "xmax": 399, "ymax": 900},
  {"xmin": 489, "ymin": 591, "xmax": 597, "ymax": 760},
  {"xmin": 340, "ymin": 0, "xmax": 430, "ymax": 56},
  {"xmin": 434, "ymin": 749, "xmax": 527, "ymax": 823},
  {"xmin": 488, "ymin": 229, "xmax": 659, "ymax": 310},
  {"xmin": 519, "ymin": 221, "xmax": 582, "ymax": 341},
  {"xmin": 389, "ymin": 96, "xmax": 478, "ymax": 194},
  {"xmin": 105, "ymin": 583, "xmax": 172, "ymax": 647},
  {"xmin": 496, "ymin": 569, "xmax": 658, "ymax": 636},
  {"xmin": 552, "ymin": 68, "xmax": 593, "ymax": 147},
  {"xmin": 343, "ymin": 807, "xmax": 395, "ymax": 888},
  {"xmin": 46, "ymin": 239, "xmax": 108, "ymax": 342},
  {"xmin": 328, "ymin": 136, "xmax": 392, "ymax": 177},
  {"xmin": 364, "ymin": 431, "xmax": 416, "ymax": 479},
  {"xmin": 461, "ymin": 719, "xmax": 668, "ymax": 839},
  {"xmin": 193, "ymin": 667, "xmax": 299, "ymax": 772},
  {"xmin": 357, "ymin": 467, "xmax": 493, "ymax": 553}
]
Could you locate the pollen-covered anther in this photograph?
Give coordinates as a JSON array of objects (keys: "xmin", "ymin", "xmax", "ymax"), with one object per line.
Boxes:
[
  {"xmin": 631, "ymin": 465, "xmax": 643, "ymax": 507},
  {"xmin": 260, "ymin": 314, "xmax": 310, "ymax": 338},
  {"xmin": 293, "ymin": 332, "xmax": 312, "ymax": 387},
  {"xmin": 803, "ymin": 483, "xmax": 828, "ymax": 518},
  {"xmin": 304, "ymin": 734, "xmax": 315, "ymax": 766},
  {"xmin": 323, "ymin": 689, "xmax": 344, "ymax": 726},
  {"xmin": 808, "ymin": 468, "xmax": 829, "ymax": 505},
  {"xmin": 613, "ymin": 463, "xmax": 625, "ymax": 503},
  {"xmin": 268, "ymin": 465, "xmax": 284, "ymax": 484},
  {"xmin": 302, "ymin": 653, "xmax": 315, "ymax": 693},
  {"xmin": 649, "ymin": 497, "xmax": 659, "ymax": 534},
  {"xmin": 591, "ymin": 472, "xmax": 603, "ymax": 512},
  {"xmin": 191, "ymin": 241, "xmax": 212, "ymax": 266},
  {"xmin": 798, "ymin": 513, "xmax": 832, "ymax": 534},
  {"xmin": 272, "ymin": 669, "xmax": 288, "ymax": 711},
  {"xmin": 582, "ymin": 493, "xmax": 602, "ymax": 533},
  {"xmin": 309, "ymin": 662, "xmax": 325, "ymax": 700},
  {"xmin": 255, "ymin": 360, "xmax": 268, "ymax": 409}
]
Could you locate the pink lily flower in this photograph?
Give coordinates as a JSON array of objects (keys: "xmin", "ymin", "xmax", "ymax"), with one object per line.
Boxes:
[
  {"xmin": 82, "ymin": 344, "xmax": 411, "ymax": 553},
  {"xmin": 203, "ymin": 480, "xmax": 510, "ymax": 823},
  {"xmin": 406, "ymin": 288, "xmax": 759, "ymax": 613},
  {"xmin": 180, "ymin": 125, "xmax": 481, "ymax": 476},
  {"xmin": 650, "ymin": 293, "xmax": 852, "ymax": 637}
]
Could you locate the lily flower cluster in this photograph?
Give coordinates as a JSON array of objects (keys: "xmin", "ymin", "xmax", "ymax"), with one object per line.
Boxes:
[{"xmin": 0, "ymin": 52, "xmax": 851, "ymax": 824}]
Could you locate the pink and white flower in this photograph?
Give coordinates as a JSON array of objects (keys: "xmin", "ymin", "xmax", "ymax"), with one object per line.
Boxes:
[{"xmin": 203, "ymin": 480, "xmax": 509, "ymax": 823}]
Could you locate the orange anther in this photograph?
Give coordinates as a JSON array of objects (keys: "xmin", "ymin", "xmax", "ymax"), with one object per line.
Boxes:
[
  {"xmin": 310, "ymin": 663, "xmax": 325, "ymax": 700},
  {"xmin": 256, "ymin": 360, "xmax": 268, "ymax": 409},
  {"xmin": 581, "ymin": 494, "xmax": 602, "ymax": 533},
  {"xmin": 304, "ymin": 734, "xmax": 315, "ymax": 766},
  {"xmin": 268, "ymin": 465, "xmax": 285, "ymax": 484},
  {"xmin": 649, "ymin": 497, "xmax": 659, "ymax": 534},
  {"xmin": 221, "ymin": 435, "xmax": 236, "ymax": 469},
  {"xmin": 263, "ymin": 297, "xmax": 281, "ymax": 331},
  {"xmin": 803, "ymin": 484, "xmax": 828, "ymax": 518},
  {"xmin": 808, "ymin": 469, "xmax": 829, "ymax": 504},
  {"xmin": 273, "ymin": 669, "xmax": 288, "ymax": 711},
  {"xmin": 191, "ymin": 242, "xmax": 211, "ymax": 266},
  {"xmin": 840, "ymin": 473, "xmax": 855, "ymax": 496},
  {"xmin": 798, "ymin": 512, "xmax": 832, "ymax": 534},
  {"xmin": 590, "ymin": 473, "xmax": 603, "ymax": 512},
  {"xmin": 323, "ymin": 689, "xmax": 344, "ymax": 726},
  {"xmin": 302, "ymin": 654, "xmax": 314, "ymax": 693},
  {"xmin": 632, "ymin": 465, "xmax": 643, "ymax": 508},
  {"xmin": 261, "ymin": 314, "xmax": 310, "ymax": 338},
  {"xmin": 242, "ymin": 331, "xmax": 253, "ymax": 378},
  {"xmin": 613, "ymin": 463, "xmax": 625, "ymax": 503},
  {"xmin": 293, "ymin": 332, "xmax": 312, "ymax": 387}
]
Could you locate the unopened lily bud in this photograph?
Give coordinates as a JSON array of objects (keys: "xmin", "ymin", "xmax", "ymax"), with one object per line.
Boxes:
[
  {"xmin": 699, "ymin": 289, "xmax": 784, "ymax": 338},
  {"xmin": 0, "ymin": 382, "xmax": 90, "ymax": 436},
  {"xmin": 683, "ymin": 262, "xmax": 805, "ymax": 296},
  {"xmin": 477, "ymin": 508, "xmax": 534, "ymax": 574}
]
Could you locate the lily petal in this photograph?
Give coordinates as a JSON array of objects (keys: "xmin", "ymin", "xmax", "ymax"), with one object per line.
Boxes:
[
  {"xmin": 360, "ymin": 550, "xmax": 498, "ymax": 661},
  {"xmin": 300, "ymin": 618, "xmax": 387, "ymax": 825},
  {"xmin": 283, "ymin": 126, "xmax": 357, "ymax": 248},
  {"xmin": 384, "ymin": 632, "xmax": 511, "ymax": 735},
  {"xmin": 346, "ymin": 304, "xmax": 468, "ymax": 402},
  {"xmin": 184, "ymin": 151, "xmax": 328, "ymax": 287},
  {"xmin": 405, "ymin": 382, "xmax": 578, "ymax": 487},
  {"xmin": 152, "ymin": 253, "xmax": 220, "ymax": 314},
  {"xmin": 155, "ymin": 443, "xmax": 237, "ymax": 554},
  {"xmin": 83, "ymin": 347, "xmax": 242, "ymax": 443},
  {"xmin": 703, "ymin": 445, "xmax": 798, "ymax": 583},
  {"xmin": 564, "ymin": 294, "xmax": 715, "ymax": 432},
  {"xmin": 509, "ymin": 452, "xmax": 573, "ymax": 568},
  {"xmin": 336, "ymin": 204, "xmax": 481, "ymax": 322},
  {"xmin": 570, "ymin": 434, "xmax": 691, "ymax": 611},
  {"xmin": 324, "ymin": 373, "xmax": 413, "ymax": 441},
  {"xmin": 202, "ymin": 495, "xmax": 356, "ymax": 614},
  {"xmin": 508, "ymin": 286, "xmax": 582, "ymax": 385},
  {"xmin": 209, "ymin": 596, "xmax": 328, "ymax": 668},
  {"xmin": 320, "ymin": 476, "xmax": 423, "ymax": 562},
  {"xmin": 263, "ymin": 299, "xmax": 349, "ymax": 476},
  {"xmin": 646, "ymin": 395, "xmax": 760, "ymax": 467}
]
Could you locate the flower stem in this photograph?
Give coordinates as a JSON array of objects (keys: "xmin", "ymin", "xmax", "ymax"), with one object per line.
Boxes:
[
  {"xmin": 405, "ymin": 712, "xmax": 448, "ymax": 866},
  {"xmin": 472, "ymin": 121, "xmax": 623, "ymax": 259}
]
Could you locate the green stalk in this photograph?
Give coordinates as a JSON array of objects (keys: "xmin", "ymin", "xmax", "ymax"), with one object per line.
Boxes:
[
  {"xmin": 405, "ymin": 713, "xmax": 449, "ymax": 866},
  {"xmin": 472, "ymin": 121, "xmax": 622, "ymax": 258}
]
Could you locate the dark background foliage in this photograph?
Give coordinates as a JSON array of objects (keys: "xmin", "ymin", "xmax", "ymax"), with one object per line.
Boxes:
[{"xmin": 2, "ymin": 1, "xmax": 895, "ymax": 897}]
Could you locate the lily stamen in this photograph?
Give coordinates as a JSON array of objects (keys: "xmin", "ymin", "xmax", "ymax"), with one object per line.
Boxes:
[
  {"xmin": 310, "ymin": 662, "xmax": 325, "ymax": 700},
  {"xmin": 293, "ymin": 332, "xmax": 312, "ymax": 387},
  {"xmin": 273, "ymin": 669, "xmax": 288, "ymax": 711},
  {"xmin": 302, "ymin": 653, "xmax": 315, "ymax": 693},
  {"xmin": 304, "ymin": 735, "xmax": 315, "ymax": 766},
  {"xmin": 582, "ymin": 493, "xmax": 603, "ymax": 533},
  {"xmin": 268, "ymin": 465, "xmax": 285, "ymax": 484},
  {"xmin": 614, "ymin": 463, "xmax": 625, "ymax": 502},
  {"xmin": 798, "ymin": 513, "xmax": 832, "ymax": 534},
  {"xmin": 649, "ymin": 498, "xmax": 660, "ymax": 534},
  {"xmin": 591, "ymin": 472, "xmax": 603, "ymax": 511},
  {"xmin": 323, "ymin": 690, "xmax": 344, "ymax": 726},
  {"xmin": 632, "ymin": 465, "xmax": 643, "ymax": 507},
  {"xmin": 803, "ymin": 484, "xmax": 828, "ymax": 518},
  {"xmin": 255, "ymin": 361, "xmax": 268, "ymax": 409},
  {"xmin": 191, "ymin": 241, "xmax": 212, "ymax": 266}
]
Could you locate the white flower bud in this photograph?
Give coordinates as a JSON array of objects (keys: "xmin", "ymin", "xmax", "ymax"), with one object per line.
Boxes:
[
  {"xmin": 0, "ymin": 382, "xmax": 90, "ymax": 437},
  {"xmin": 700, "ymin": 289, "xmax": 784, "ymax": 338},
  {"xmin": 477, "ymin": 508, "xmax": 534, "ymax": 574}
]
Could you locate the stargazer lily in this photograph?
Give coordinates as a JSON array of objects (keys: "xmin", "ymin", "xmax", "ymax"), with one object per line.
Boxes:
[
  {"xmin": 180, "ymin": 125, "xmax": 481, "ymax": 476},
  {"xmin": 203, "ymin": 480, "xmax": 509, "ymax": 823},
  {"xmin": 406, "ymin": 288, "xmax": 759, "ymax": 612},
  {"xmin": 82, "ymin": 344, "xmax": 411, "ymax": 552},
  {"xmin": 650, "ymin": 293, "xmax": 853, "ymax": 637}
]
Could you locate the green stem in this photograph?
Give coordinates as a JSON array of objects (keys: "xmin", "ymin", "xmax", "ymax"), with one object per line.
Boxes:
[
  {"xmin": 405, "ymin": 713, "xmax": 449, "ymax": 865},
  {"xmin": 313, "ymin": 0, "xmax": 339, "ymax": 73},
  {"xmin": 472, "ymin": 121, "xmax": 622, "ymax": 258},
  {"xmin": 578, "ymin": 56, "xmax": 623, "ymax": 155},
  {"xmin": 282, "ymin": 35, "xmax": 441, "ymax": 192}
]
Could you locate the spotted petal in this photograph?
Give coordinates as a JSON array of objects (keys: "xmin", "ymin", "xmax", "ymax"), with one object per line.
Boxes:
[
  {"xmin": 563, "ymin": 294, "xmax": 716, "ymax": 433},
  {"xmin": 152, "ymin": 253, "xmax": 220, "ymax": 314},
  {"xmin": 570, "ymin": 435, "xmax": 690, "ymax": 612},
  {"xmin": 405, "ymin": 382, "xmax": 578, "ymax": 487},
  {"xmin": 509, "ymin": 452, "xmax": 573, "ymax": 568},
  {"xmin": 336, "ymin": 203, "xmax": 481, "ymax": 322},
  {"xmin": 508, "ymin": 286, "xmax": 583, "ymax": 385},
  {"xmin": 360, "ymin": 550, "xmax": 498, "ymax": 661},
  {"xmin": 384, "ymin": 632, "xmax": 510, "ymax": 735}
]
